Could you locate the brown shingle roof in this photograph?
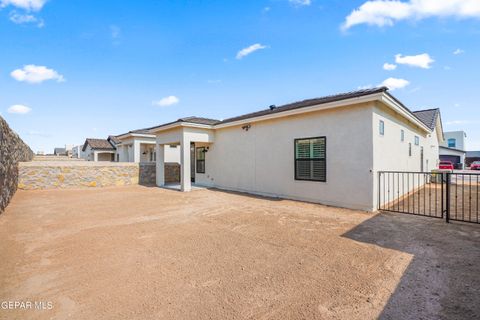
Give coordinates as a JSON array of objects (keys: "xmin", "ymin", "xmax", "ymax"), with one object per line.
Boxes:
[
  {"xmin": 108, "ymin": 135, "xmax": 121, "ymax": 145},
  {"xmin": 148, "ymin": 116, "xmax": 220, "ymax": 132},
  {"xmin": 218, "ymin": 87, "xmax": 389, "ymax": 124},
  {"xmin": 82, "ymin": 138, "xmax": 116, "ymax": 152},
  {"xmin": 412, "ymin": 108, "xmax": 440, "ymax": 130}
]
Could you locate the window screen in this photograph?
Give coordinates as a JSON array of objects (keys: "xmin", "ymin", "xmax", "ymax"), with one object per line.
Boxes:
[{"xmin": 295, "ymin": 137, "xmax": 326, "ymax": 182}]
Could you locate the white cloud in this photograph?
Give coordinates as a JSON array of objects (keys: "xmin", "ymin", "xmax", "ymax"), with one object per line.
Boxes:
[
  {"xmin": 236, "ymin": 43, "xmax": 267, "ymax": 59},
  {"xmin": 395, "ymin": 53, "xmax": 434, "ymax": 69},
  {"xmin": 0, "ymin": 0, "xmax": 46, "ymax": 11},
  {"xmin": 153, "ymin": 96, "xmax": 180, "ymax": 107},
  {"xmin": 9, "ymin": 11, "xmax": 43, "ymax": 27},
  {"xmin": 380, "ymin": 77, "xmax": 410, "ymax": 90},
  {"xmin": 110, "ymin": 25, "xmax": 120, "ymax": 39},
  {"xmin": 445, "ymin": 120, "xmax": 479, "ymax": 125},
  {"xmin": 8, "ymin": 104, "xmax": 31, "ymax": 114},
  {"xmin": 383, "ymin": 63, "xmax": 397, "ymax": 70},
  {"xmin": 342, "ymin": 0, "xmax": 480, "ymax": 30},
  {"xmin": 289, "ymin": 0, "xmax": 311, "ymax": 6},
  {"xmin": 453, "ymin": 48, "xmax": 464, "ymax": 55},
  {"xmin": 10, "ymin": 65, "xmax": 65, "ymax": 84}
]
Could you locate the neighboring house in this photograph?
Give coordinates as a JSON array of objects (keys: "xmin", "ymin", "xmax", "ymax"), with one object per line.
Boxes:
[
  {"xmin": 115, "ymin": 128, "xmax": 179, "ymax": 163},
  {"xmin": 71, "ymin": 145, "xmax": 85, "ymax": 159},
  {"xmin": 466, "ymin": 151, "xmax": 480, "ymax": 167},
  {"xmin": 54, "ymin": 147, "xmax": 67, "ymax": 156},
  {"xmin": 149, "ymin": 87, "xmax": 443, "ymax": 211},
  {"xmin": 439, "ymin": 131, "xmax": 467, "ymax": 169},
  {"xmin": 82, "ymin": 138, "xmax": 116, "ymax": 161}
]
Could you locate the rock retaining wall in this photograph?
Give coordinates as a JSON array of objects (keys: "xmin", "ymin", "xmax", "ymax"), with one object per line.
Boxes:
[
  {"xmin": 18, "ymin": 161, "xmax": 181, "ymax": 190},
  {"xmin": 0, "ymin": 116, "xmax": 34, "ymax": 212}
]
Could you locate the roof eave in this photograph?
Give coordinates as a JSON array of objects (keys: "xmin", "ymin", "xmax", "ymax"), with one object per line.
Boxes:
[
  {"xmin": 116, "ymin": 132, "xmax": 156, "ymax": 140},
  {"xmin": 380, "ymin": 94, "xmax": 432, "ymax": 133},
  {"xmin": 214, "ymin": 93, "xmax": 384, "ymax": 129},
  {"xmin": 149, "ymin": 122, "xmax": 215, "ymax": 134}
]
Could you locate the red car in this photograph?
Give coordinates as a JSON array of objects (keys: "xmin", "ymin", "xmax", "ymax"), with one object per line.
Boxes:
[
  {"xmin": 439, "ymin": 161, "xmax": 454, "ymax": 170},
  {"xmin": 471, "ymin": 161, "xmax": 480, "ymax": 170}
]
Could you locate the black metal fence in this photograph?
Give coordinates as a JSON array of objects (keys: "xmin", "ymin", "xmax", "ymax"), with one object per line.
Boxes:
[{"xmin": 378, "ymin": 171, "xmax": 480, "ymax": 224}]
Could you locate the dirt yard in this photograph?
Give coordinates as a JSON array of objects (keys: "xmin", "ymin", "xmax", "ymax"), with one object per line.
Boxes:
[{"xmin": 1, "ymin": 186, "xmax": 479, "ymax": 319}]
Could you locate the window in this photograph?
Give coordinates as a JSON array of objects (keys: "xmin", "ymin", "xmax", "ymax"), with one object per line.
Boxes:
[
  {"xmin": 295, "ymin": 137, "xmax": 326, "ymax": 182},
  {"xmin": 448, "ymin": 138, "xmax": 456, "ymax": 148},
  {"xmin": 415, "ymin": 136, "xmax": 420, "ymax": 146},
  {"xmin": 196, "ymin": 147, "xmax": 206, "ymax": 173},
  {"xmin": 409, "ymin": 143, "xmax": 412, "ymax": 156},
  {"xmin": 401, "ymin": 130, "xmax": 405, "ymax": 142},
  {"xmin": 379, "ymin": 120, "xmax": 385, "ymax": 136}
]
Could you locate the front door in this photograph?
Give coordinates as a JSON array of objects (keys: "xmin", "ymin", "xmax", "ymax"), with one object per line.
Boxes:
[{"xmin": 190, "ymin": 142, "xmax": 195, "ymax": 183}]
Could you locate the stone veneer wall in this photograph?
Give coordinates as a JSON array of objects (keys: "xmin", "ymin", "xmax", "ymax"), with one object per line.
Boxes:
[
  {"xmin": 18, "ymin": 161, "xmax": 181, "ymax": 190},
  {"xmin": 0, "ymin": 116, "xmax": 34, "ymax": 213},
  {"xmin": 165, "ymin": 162, "xmax": 180, "ymax": 183},
  {"xmin": 139, "ymin": 162, "xmax": 156, "ymax": 185}
]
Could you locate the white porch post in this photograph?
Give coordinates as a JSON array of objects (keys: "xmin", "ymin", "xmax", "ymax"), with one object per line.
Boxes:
[
  {"xmin": 93, "ymin": 151, "xmax": 98, "ymax": 162},
  {"xmin": 134, "ymin": 141, "xmax": 141, "ymax": 163},
  {"xmin": 180, "ymin": 137, "xmax": 191, "ymax": 192},
  {"xmin": 156, "ymin": 143, "xmax": 165, "ymax": 187}
]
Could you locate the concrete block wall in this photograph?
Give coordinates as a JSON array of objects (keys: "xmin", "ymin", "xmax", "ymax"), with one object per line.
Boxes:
[{"xmin": 0, "ymin": 116, "xmax": 34, "ymax": 213}]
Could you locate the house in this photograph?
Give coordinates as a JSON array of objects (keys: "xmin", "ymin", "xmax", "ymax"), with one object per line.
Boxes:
[
  {"xmin": 115, "ymin": 128, "xmax": 179, "ymax": 163},
  {"xmin": 71, "ymin": 145, "xmax": 83, "ymax": 159},
  {"xmin": 82, "ymin": 138, "xmax": 116, "ymax": 161},
  {"xmin": 148, "ymin": 87, "xmax": 443, "ymax": 211},
  {"xmin": 53, "ymin": 147, "xmax": 67, "ymax": 156},
  {"xmin": 439, "ymin": 131, "xmax": 467, "ymax": 169},
  {"xmin": 466, "ymin": 151, "xmax": 480, "ymax": 167}
]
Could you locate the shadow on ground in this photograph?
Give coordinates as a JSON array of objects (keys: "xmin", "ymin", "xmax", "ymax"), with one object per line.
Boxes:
[{"xmin": 343, "ymin": 212, "xmax": 480, "ymax": 320}]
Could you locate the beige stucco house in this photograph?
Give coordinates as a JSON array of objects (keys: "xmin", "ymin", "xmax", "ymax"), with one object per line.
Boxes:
[
  {"xmin": 82, "ymin": 138, "xmax": 116, "ymax": 162},
  {"xmin": 149, "ymin": 87, "xmax": 444, "ymax": 211},
  {"xmin": 114, "ymin": 128, "xmax": 180, "ymax": 163}
]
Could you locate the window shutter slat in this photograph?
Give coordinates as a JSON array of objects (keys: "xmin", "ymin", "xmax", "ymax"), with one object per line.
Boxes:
[{"xmin": 295, "ymin": 137, "xmax": 326, "ymax": 182}]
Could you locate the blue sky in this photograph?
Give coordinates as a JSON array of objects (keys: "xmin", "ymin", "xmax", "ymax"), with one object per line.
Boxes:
[{"xmin": 1, "ymin": 0, "xmax": 479, "ymax": 153}]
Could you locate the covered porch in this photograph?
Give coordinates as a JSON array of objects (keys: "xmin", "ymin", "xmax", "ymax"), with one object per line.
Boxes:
[
  {"xmin": 117, "ymin": 140, "xmax": 156, "ymax": 163},
  {"xmin": 155, "ymin": 126, "xmax": 214, "ymax": 192}
]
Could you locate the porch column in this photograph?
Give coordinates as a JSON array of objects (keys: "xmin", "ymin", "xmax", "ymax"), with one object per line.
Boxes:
[
  {"xmin": 93, "ymin": 151, "xmax": 98, "ymax": 162},
  {"xmin": 180, "ymin": 137, "xmax": 191, "ymax": 192},
  {"xmin": 133, "ymin": 141, "xmax": 141, "ymax": 163},
  {"xmin": 156, "ymin": 143, "xmax": 165, "ymax": 187}
]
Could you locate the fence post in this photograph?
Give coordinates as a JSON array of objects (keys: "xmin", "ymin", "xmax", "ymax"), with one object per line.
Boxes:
[
  {"xmin": 445, "ymin": 173, "xmax": 450, "ymax": 223},
  {"xmin": 378, "ymin": 171, "xmax": 381, "ymax": 211},
  {"xmin": 441, "ymin": 172, "xmax": 444, "ymax": 219}
]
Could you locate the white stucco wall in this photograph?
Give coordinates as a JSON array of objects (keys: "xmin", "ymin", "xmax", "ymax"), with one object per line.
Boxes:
[
  {"xmin": 117, "ymin": 135, "xmax": 180, "ymax": 163},
  {"xmin": 372, "ymin": 103, "xmax": 441, "ymax": 209},
  {"xmin": 84, "ymin": 145, "xmax": 93, "ymax": 161},
  {"xmin": 196, "ymin": 103, "xmax": 375, "ymax": 211}
]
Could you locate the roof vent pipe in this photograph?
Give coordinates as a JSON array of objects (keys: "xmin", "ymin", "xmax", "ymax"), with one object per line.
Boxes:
[{"xmin": 269, "ymin": 105, "xmax": 276, "ymax": 110}]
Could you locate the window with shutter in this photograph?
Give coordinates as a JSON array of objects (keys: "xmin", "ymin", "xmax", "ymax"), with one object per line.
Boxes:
[{"xmin": 295, "ymin": 137, "xmax": 326, "ymax": 182}]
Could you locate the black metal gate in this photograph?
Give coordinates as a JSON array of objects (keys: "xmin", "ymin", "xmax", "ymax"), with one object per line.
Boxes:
[{"xmin": 378, "ymin": 171, "xmax": 480, "ymax": 224}]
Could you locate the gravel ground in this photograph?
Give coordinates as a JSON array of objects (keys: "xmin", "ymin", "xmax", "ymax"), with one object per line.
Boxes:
[{"xmin": 1, "ymin": 186, "xmax": 479, "ymax": 319}]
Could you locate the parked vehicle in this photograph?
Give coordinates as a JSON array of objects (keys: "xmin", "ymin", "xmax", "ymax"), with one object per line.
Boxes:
[
  {"xmin": 471, "ymin": 161, "xmax": 480, "ymax": 170},
  {"xmin": 439, "ymin": 161, "xmax": 454, "ymax": 170}
]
